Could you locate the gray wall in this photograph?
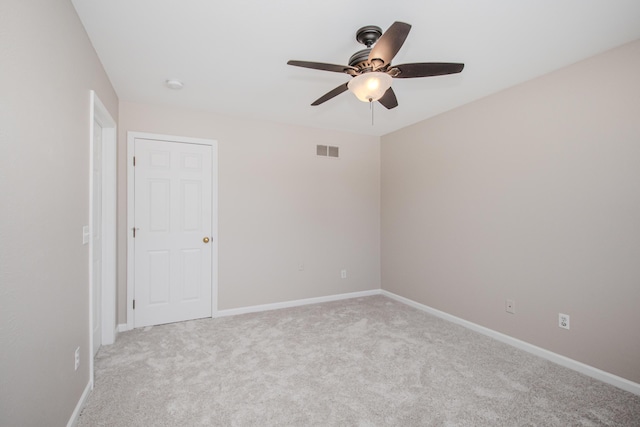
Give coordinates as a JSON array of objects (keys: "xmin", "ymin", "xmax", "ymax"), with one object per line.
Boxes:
[
  {"xmin": 0, "ymin": 0, "xmax": 118, "ymax": 425},
  {"xmin": 2, "ymin": 2, "xmax": 638, "ymax": 424},
  {"xmin": 381, "ymin": 40, "xmax": 640, "ymax": 383},
  {"xmin": 118, "ymin": 102, "xmax": 381, "ymax": 322}
]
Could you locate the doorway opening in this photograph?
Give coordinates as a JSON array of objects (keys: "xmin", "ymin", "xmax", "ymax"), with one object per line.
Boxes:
[{"xmin": 89, "ymin": 91, "xmax": 117, "ymax": 388}]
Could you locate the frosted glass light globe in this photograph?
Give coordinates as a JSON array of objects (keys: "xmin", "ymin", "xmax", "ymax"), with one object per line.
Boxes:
[{"xmin": 347, "ymin": 72, "xmax": 392, "ymax": 102}]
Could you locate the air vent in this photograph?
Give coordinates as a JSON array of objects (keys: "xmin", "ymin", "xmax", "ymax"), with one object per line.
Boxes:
[
  {"xmin": 316, "ymin": 145, "xmax": 328, "ymax": 156},
  {"xmin": 316, "ymin": 145, "xmax": 339, "ymax": 158}
]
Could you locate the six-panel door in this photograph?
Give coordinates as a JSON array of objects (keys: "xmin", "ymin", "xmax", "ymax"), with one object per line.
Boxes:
[{"xmin": 134, "ymin": 138, "xmax": 213, "ymax": 327}]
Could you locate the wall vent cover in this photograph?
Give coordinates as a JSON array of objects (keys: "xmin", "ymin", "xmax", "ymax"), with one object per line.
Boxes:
[
  {"xmin": 316, "ymin": 145, "xmax": 328, "ymax": 156},
  {"xmin": 317, "ymin": 145, "xmax": 339, "ymax": 158}
]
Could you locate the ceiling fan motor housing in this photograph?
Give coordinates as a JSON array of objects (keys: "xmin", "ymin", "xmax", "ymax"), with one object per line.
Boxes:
[{"xmin": 348, "ymin": 49, "xmax": 373, "ymax": 70}]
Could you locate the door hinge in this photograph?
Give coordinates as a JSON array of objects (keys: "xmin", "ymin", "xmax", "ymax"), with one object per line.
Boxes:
[
  {"xmin": 133, "ymin": 227, "xmax": 137, "ymax": 238},
  {"xmin": 133, "ymin": 299, "xmax": 135, "ymax": 310},
  {"xmin": 133, "ymin": 156, "xmax": 136, "ymax": 166}
]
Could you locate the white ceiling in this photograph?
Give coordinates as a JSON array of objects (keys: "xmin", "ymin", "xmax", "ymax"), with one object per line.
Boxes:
[{"xmin": 72, "ymin": 0, "xmax": 640, "ymax": 136}]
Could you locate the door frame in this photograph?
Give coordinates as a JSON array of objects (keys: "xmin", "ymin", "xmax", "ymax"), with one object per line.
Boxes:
[
  {"xmin": 126, "ymin": 131, "xmax": 219, "ymax": 330},
  {"xmin": 88, "ymin": 91, "xmax": 117, "ymax": 387}
]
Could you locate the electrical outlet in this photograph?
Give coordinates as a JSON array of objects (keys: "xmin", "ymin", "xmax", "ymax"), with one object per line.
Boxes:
[
  {"xmin": 505, "ymin": 299, "xmax": 515, "ymax": 314},
  {"xmin": 559, "ymin": 313, "xmax": 570, "ymax": 330},
  {"xmin": 74, "ymin": 347, "xmax": 80, "ymax": 371},
  {"xmin": 340, "ymin": 269, "xmax": 347, "ymax": 279}
]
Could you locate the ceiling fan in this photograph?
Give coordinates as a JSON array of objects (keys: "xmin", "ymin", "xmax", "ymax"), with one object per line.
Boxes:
[{"xmin": 287, "ymin": 21, "xmax": 464, "ymax": 109}]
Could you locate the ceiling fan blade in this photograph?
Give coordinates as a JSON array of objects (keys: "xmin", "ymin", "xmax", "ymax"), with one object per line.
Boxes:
[
  {"xmin": 368, "ymin": 22, "xmax": 412, "ymax": 68},
  {"xmin": 311, "ymin": 82, "xmax": 349, "ymax": 106},
  {"xmin": 378, "ymin": 87, "xmax": 398, "ymax": 110},
  {"xmin": 288, "ymin": 60, "xmax": 357, "ymax": 74},
  {"xmin": 392, "ymin": 62, "xmax": 465, "ymax": 78}
]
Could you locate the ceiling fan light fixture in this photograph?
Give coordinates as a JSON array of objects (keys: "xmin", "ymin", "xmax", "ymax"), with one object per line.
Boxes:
[{"xmin": 347, "ymin": 72, "xmax": 392, "ymax": 102}]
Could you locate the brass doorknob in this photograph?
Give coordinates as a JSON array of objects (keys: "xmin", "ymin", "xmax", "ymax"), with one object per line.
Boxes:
[{"xmin": 203, "ymin": 237, "xmax": 210, "ymax": 243}]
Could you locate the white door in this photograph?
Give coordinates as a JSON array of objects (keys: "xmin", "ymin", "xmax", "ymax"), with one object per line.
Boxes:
[
  {"xmin": 92, "ymin": 119, "xmax": 103, "ymax": 356},
  {"xmin": 133, "ymin": 138, "xmax": 213, "ymax": 327}
]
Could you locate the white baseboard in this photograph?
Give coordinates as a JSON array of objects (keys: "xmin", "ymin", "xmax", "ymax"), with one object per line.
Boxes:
[
  {"xmin": 113, "ymin": 288, "xmax": 639, "ymax": 395},
  {"xmin": 215, "ymin": 289, "xmax": 382, "ymax": 318},
  {"xmin": 381, "ymin": 290, "xmax": 640, "ymax": 396},
  {"xmin": 118, "ymin": 291, "xmax": 381, "ymax": 332},
  {"xmin": 66, "ymin": 380, "xmax": 91, "ymax": 427},
  {"xmin": 117, "ymin": 323, "xmax": 131, "ymax": 333}
]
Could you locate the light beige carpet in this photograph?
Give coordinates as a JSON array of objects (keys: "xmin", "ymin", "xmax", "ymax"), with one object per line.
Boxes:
[{"xmin": 79, "ymin": 296, "xmax": 640, "ymax": 426}]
